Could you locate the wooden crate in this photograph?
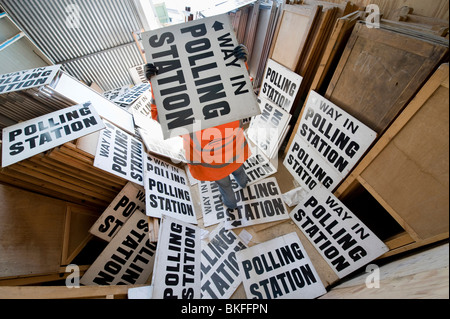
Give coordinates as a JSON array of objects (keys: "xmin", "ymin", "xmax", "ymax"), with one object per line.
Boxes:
[{"xmin": 335, "ymin": 63, "xmax": 449, "ymax": 257}]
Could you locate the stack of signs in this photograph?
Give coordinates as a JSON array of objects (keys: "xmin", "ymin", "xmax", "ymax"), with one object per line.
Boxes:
[
  {"xmin": 151, "ymin": 215, "xmax": 202, "ymax": 299},
  {"xmin": 201, "ymin": 223, "xmax": 247, "ymax": 299},
  {"xmin": 247, "ymin": 97, "xmax": 291, "ymax": 159},
  {"xmin": 236, "ymin": 232, "xmax": 326, "ymax": 299},
  {"xmin": 142, "ymin": 13, "xmax": 260, "ymax": 139},
  {"xmin": 282, "ymin": 91, "xmax": 388, "ymax": 280},
  {"xmin": 80, "ymin": 211, "xmax": 157, "ymax": 286},
  {"xmin": 144, "ymin": 153, "xmax": 197, "ymax": 224},
  {"xmin": 89, "ymin": 182, "xmax": 146, "ymax": 242},
  {"xmin": 225, "ymin": 177, "xmax": 289, "ymax": 230},
  {"xmin": 290, "ymin": 187, "xmax": 389, "ymax": 278},
  {"xmin": 111, "ymin": 83, "xmax": 151, "ymax": 111},
  {"xmin": 1, "ymin": 101, "xmax": 105, "ymax": 167},
  {"xmin": 94, "ymin": 120, "xmax": 145, "ymax": 186},
  {"xmin": 199, "ymin": 147, "xmax": 277, "ymax": 227},
  {"xmin": 284, "ymin": 91, "xmax": 377, "ymax": 192},
  {"xmin": 258, "ymin": 58, "xmax": 302, "ymax": 113}
]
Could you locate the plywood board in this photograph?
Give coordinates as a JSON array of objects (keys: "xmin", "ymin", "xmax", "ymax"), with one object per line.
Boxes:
[
  {"xmin": 269, "ymin": 4, "xmax": 320, "ymax": 71},
  {"xmin": 360, "ymin": 65, "xmax": 449, "ymax": 240},
  {"xmin": 325, "ymin": 21, "xmax": 449, "ymax": 134},
  {"xmin": 0, "ymin": 184, "xmax": 66, "ymax": 278}
]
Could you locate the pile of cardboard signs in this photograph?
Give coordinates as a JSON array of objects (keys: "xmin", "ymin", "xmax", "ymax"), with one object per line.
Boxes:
[{"xmin": 0, "ymin": 13, "xmax": 391, "ymax": 299}]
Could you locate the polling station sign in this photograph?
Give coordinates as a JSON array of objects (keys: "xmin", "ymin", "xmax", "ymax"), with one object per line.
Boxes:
[
  {"xmin": 144, "ymin": 153, "xmax": 197, "ymax": 224},
  {"xmin": 292, "ymin": 90, "xmax": 376, "ymax": 178},
  {"xmin": 142, "ymin": 13, "xmax": 259, "ymax": 139},
  {"xmin": 199, "ymin": 150, "xmax": 277, "ymax": 227},
  {"xmin": 1, "ymin": 101, "xmax": 105, "ymax": 167},
  {"xmin": 80, "ymin": 211, "xmax": 157, "ymax": 286},
  {"xmin": 225, "ymin": 177, "xmax": 289, "ymax": 230},
  {"xmin": 236, "ymin": 232, "xmax": 326, "ymax": 299},
  {"xmin": 259, "ymin": 58, "xmax": 302, "ymax": 113},
  {"xmin": 247, "ymin": 97, "xmax": 291, "ymax": 159},
  {"xmin": 151, "ymin": 215, "xmax": 201, "ymax": 299},
  {"xmin": 90, "ymin": 182, "xmax": 146, "ymax": 242},
  {"xmin": 0, "ymin": 65, "xmax": 61, "ymax": 94},
  {"xmin": 201, "ymin": 223, "xmax": 247, "ymax": 299},
  {"xmin": 290, "ymin": 186, "xmax": 389, "ymax": 279},
  {"xmin": 94, "ymin": 120, "xmax": 145, "ymax": 185},
  {"xmin": 284, "ymin": 133, "xmax": 342, "ymax": 192}
]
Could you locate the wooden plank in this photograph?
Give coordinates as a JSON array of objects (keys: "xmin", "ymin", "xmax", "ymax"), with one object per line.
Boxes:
[
  {"xmin": 269, "ymin": 4, "xmax": 320, "ymax": 71},
  {"xmin": 310, "ymin": 11, "xmax": 361, "ymax": 94},
  {"xmin": 0, "ymin": 284, "xmax": 144, "ymax": 299}
]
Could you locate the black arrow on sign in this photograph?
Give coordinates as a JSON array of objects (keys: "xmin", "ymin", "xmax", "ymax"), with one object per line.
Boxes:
[
  {"xmin": 212, "ymin": 21, "xmax": 224, "ymax": 31},
  {"xmin": 231, "ymin": 220, "xmax": 242, "ymax": 227}
]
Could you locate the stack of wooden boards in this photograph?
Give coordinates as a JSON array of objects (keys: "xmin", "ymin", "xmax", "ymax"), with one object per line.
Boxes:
[
  {"xmin": 268, "ymin": 1, "xmax": 361, "ymax": 109},
  {"xmin": 282, "ymin": 5, "xmax": 449, "ymax": 154},
  {"xmin": 0, "ymin": 140, "xmax": 128, "ymax": 209}
]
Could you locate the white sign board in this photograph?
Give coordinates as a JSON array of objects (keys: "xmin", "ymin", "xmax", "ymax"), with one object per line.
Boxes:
[
  {"xmin": 2, "ymin": 101, "xmax": 105, "ymax": 167},
  {"xmin": 247, "ymin": 97, "xmax": 291, "ymax": 158},
  {"xmin": 129, "ymin": 64, "xmax": 148, "ymax": 85},
  {"xmin": 225, "ymin": 177, "xmax": 289, "ymax": 229},
  {"xmin": 291, "ymin": 91, "xmax": 376, "ymax": 178},
  {"xmin": 144, "ymin": 154, "xmax": 197, "ymax": 224},
  {"xmin": 112, "ymin": 83, "xmax": 150, "ymax": 106},
  {"xmin": 201, "ymin": 223, "xmax": 247, "ymax": 299},
  {"xmin": 290, "ymin": 186, "xmax": 389, "ymax": 278},
  {"xmin": 94, "ymin": 120, "xmax": 145, "ymax": 185},
  {"xmin": 80, "ymin": 211, "xmax": 157, "ymax": 286},
  {"xmin": 142, "ymin": 13, "xmax": 259, "ymax": 139},
  {"xmin": 151, "ymin": 215, "xmax": 202, "ymax": 299},
  {"xmin": 137, "ymin": 126, "xmax": 186, "ymax": 164},
  {"xmin": 236, "ymin": 232, "xmax": 326, "ymax": 299},
  {"xmin": 259, "ymin": 59, "xmax": 302, "ymax": 112},
  {"xmin": 284, "ymin": 133, "xmax": 342, "ymax": 192},
  {"xmin": 199, "ymin": 150, "xmax": 277, "ymax": 227},
  {"xmin": 0, "ymin": 65, "xmax": 61, "ymax": 94},
  {"xmin": 90, "ymin": 182, "xmax": 146, "ymax": 242}
]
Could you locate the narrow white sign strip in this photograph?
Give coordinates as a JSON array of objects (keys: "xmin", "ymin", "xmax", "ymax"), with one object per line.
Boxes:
[
  {"xmin": 151, "ymin": 215, "xmax": 202, "ymax": 299},
  {"xmin": 93, "ymin": 120, "xmax": 145, "ymax": 185}
]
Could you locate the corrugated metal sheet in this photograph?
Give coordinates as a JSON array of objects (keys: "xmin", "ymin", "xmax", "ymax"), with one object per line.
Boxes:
[{"xmin": 0, "ymin": 0, "xmax": 146, "ymax": 91}]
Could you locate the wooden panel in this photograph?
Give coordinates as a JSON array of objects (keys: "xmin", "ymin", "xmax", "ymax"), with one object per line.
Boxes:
[
  {"xmin": 269, "ymin": 4, "xmax": 320, "ymax": 70},
  {"xmin": 0, "ymin": 184, "xmax": 66, "ymax": 278},
  {"xmin": 361, "ymin": 77, "xmax": 449, "ymax": 240},
  {"xmin": 325, "ymin": 21, "xmax": 448, "ymax": 134}
]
